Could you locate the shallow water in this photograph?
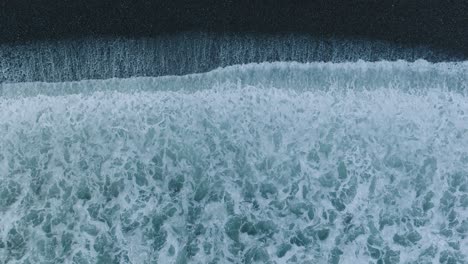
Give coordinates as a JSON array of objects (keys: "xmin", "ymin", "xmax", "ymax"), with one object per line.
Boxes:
[{"xmin": 0, "ymin": 61, "xmax": 467, "ymax": 263}]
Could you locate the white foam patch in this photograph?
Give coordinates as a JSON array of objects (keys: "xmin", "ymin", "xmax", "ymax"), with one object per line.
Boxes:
[
  {"xmin": 0, "ymin": 61, "xmax": 467, "ymax": 263},
  {"xmin": 2, "ymin": 60, "xmax": 467, "ymax": 98}
]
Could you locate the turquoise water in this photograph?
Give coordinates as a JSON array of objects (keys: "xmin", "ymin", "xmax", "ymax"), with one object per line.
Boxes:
[{"xmin": 1, "ymin": 61, "xmax": 467, "ymax": 263}]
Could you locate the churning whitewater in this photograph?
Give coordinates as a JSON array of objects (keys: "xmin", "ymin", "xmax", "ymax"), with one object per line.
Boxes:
[{"xmin": 0, "ymin": 61, "xmax": 467, "ymax": 263}]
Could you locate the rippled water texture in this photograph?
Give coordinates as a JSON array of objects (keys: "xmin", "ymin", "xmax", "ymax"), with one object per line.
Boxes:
[{"xmin": 1, "ymin": 61, "xmax": 467, "ymax": 263}]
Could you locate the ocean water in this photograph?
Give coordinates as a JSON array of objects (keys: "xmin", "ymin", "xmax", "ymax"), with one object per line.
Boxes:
[
  {"xmin": 0, "ymin": 61, "xmax": 467, "ymax": 263},
  {"xmin": 1, "ymin": 33, "xmax": 464, "ymax": 84}
]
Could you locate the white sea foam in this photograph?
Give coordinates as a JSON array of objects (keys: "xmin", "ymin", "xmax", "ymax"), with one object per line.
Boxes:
[
  {"xmin": 0, "ymin": 61, "xmax": 467, "ymax": 263},
  {"xmin": 2, "ymin": 60, "xmax": 467, "ymax": 98}
]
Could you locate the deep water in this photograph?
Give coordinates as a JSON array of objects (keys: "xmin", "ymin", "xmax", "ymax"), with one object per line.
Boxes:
[{"xmin": 0, "ymin": 61, "xmax": 468, "ymax": 263}]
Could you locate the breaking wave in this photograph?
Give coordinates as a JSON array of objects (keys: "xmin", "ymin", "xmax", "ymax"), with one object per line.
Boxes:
[{"xmin": 1, "ymin": 61, "xmax": 467, "ymax": 263}]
